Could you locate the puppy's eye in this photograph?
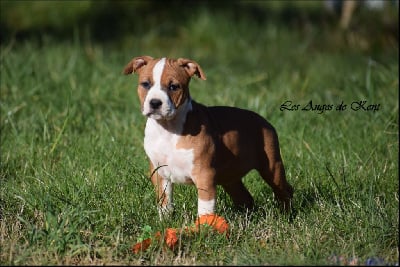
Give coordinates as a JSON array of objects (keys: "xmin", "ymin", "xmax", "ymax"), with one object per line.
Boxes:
[
  {"xmin": 168, "ymin": 84, "xmax": 180, "ymax": 91},
  {"xmin": 140, "ymin": 81, "xmax": 151, "ymax": 89}
]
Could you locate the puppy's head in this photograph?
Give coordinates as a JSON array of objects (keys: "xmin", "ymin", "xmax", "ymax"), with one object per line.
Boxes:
[{"xmin": 124, "ymin": 56, "xmax": 206, "ymax": 121}]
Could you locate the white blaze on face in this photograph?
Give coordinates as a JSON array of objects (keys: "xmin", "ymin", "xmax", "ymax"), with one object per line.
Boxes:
[{"xmin": 142, "ymin": 58, "xmax": 176, "ymax": 120}]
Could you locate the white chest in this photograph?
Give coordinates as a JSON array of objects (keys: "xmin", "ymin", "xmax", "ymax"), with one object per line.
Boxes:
[{"xmin": 144, "ymin": 119, "xmax": 195, "ymax": 184}]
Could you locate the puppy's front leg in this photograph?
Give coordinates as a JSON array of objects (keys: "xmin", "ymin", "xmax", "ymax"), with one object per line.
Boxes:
[
  {"xmin": 150, "ymin": 163, "xmax": 174, "ymax": 218},
  {"xmin": 196, "ymin": 175, "xmax": 216, "ymax": 216}
]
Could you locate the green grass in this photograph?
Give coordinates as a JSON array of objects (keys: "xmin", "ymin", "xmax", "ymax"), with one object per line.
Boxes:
[{"xmin": 1, "ymin": 6, "xmax": 399, "ymax": 265}]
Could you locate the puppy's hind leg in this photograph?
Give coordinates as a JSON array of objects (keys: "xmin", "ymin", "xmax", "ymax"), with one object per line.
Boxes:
[{"xmin": 258, "ymin": 160, "xmax": 293, "ymax": 212}]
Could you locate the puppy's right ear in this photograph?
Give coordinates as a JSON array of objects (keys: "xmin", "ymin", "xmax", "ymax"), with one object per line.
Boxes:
[{"xmin": 123, "ymin": 56, "xmax": 154, "ymax": 75}]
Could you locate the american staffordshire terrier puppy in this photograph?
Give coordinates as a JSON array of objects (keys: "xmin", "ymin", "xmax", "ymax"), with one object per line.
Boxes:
[{"xmin": 124, "ymin": 56, "xmax": 293, "ymax": 217}]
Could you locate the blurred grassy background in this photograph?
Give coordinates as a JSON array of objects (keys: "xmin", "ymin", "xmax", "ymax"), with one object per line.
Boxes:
[{"xmin": 1, "ymin": 0, "xmax": 398, "ymax": 52}]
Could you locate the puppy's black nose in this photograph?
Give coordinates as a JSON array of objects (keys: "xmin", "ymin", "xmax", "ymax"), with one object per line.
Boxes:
[{"xmin": 150, "ymin": 99, "xmax": 162, "ymax": 109}]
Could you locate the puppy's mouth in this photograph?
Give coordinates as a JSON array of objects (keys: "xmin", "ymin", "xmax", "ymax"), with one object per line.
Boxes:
[{"xmin": 143, "ymin": 109, "xmax": 176, "ymax": 121}]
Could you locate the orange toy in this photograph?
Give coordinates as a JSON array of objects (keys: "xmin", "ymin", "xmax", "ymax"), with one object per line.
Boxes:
[
  {"xmin": 132, "ymin": 214, "xmax": 229, "ymax": 254},
  {"xmin": 194, "ymin": 214, "xmax": 229, "ymax": 234}
]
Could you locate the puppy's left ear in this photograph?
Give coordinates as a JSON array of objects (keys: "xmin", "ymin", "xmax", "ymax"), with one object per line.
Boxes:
[
  {"xmin": 177, "ymin": 58, "xmax": 207, "ymax": 80},
  {"xmin": 123, "ymin": 56, "xmax": 154, "ymax": 75}
]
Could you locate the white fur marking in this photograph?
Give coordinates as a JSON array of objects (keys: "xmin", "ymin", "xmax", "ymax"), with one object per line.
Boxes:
[
  {"xmin": 142, "ymin": 58, "xmax": 175, "ymax": 120},
  {"xmin": 198, "ymin": 198, "xmax": 216, "ymax": 216},
  {"xmin": 144, "ymin": 116, "xmax": 195, "ymax": 184},
  {"xmin": 153, "ymin": 57, "xmax": 165, "ymax": 85}
]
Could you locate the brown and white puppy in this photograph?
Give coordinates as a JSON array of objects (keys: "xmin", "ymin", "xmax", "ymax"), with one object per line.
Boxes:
[{"xmin": 124, "ymin": 56, "xmax": 293, "ymax": 217}]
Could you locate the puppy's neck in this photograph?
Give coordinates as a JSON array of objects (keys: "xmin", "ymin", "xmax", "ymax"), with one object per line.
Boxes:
[{"xmin": 149, "ymin": 98, "xmax": 192, "ymax": 134}]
